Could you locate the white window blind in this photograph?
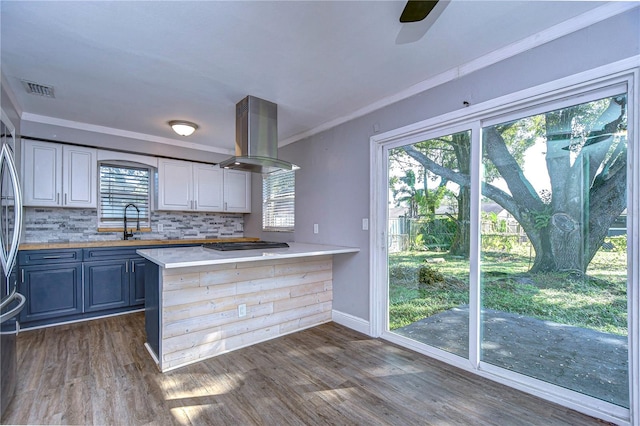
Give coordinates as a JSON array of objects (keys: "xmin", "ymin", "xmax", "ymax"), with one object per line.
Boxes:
[
  {"xmin": 263, "ymin": 169, "xmax": 295, "ymax": 232},
  {"xmin": 99, "ymin": 164, "xmax": 150, "ymax": 227}
]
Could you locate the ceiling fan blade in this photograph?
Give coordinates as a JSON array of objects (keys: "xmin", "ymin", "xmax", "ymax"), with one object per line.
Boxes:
[{"xmin": 399, "ymin": 0, "xmax": 439, "ymax": 23}]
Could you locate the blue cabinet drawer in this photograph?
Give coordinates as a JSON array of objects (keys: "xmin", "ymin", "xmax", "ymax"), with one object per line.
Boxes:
[
  {"xmin": 18, "ymin": 249, "xmax": 83, "ymax": 265},
  {"xmin": 83, "ymin": 247, "xmax": 149, "ymax": 261},
  {"xmin": 82, "ymin": 244, "xmax": 195, "ymax": 261}
]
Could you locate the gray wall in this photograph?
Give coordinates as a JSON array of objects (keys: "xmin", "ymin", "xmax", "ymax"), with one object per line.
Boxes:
[
  {"xmin": 1, "ymin": 84, "xmax": 21, "ymax": 137},
  {"xmin": 245, "ymin": 9, "xmax": 640, "ymax": 322}
]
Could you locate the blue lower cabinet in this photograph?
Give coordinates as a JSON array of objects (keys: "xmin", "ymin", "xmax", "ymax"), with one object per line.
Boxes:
[
  {"xmin": 130, "ymin": 258, "xmax": 147, "ymax": 306},
  {"xmin": 83, "ymin": 260, "xmax": 130, "ymax": 312},
  {"xmin": 17, "ymin": 244, "xmax": 194, "ymax": 328},
  {"xmin": 20, "ymin": 263, "xmax": 83, "ymax": 322}
]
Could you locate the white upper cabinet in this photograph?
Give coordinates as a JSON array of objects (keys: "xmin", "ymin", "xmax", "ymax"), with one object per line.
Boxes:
[
  {"xmin": 157, "ymin": 159, "xmax": 193, "ymax": 210},
  {"xmin": 22, "ymin": 140, "xmax": 97, "ymax": 208},
  {"xmin": 63, "ymin": 146, "xmax": 97, "ymax": 207},
  {"xmin": 193, "ymin": 163, "xmax": 223, "ymax": 211},
  {"xmin": 223, "ymin": 169, "xmax": 251, "ymax": 213},
  {"xmin": 158, "ymin": 159, "xmax": 250, "ymax": 213}
]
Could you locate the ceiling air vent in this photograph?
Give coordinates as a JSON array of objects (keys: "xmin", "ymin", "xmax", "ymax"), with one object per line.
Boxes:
[{"xmin": 21, "ymin": 80, "xmax": 55, "ymax": 98}]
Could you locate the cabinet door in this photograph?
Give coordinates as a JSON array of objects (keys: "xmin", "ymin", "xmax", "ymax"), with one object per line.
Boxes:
[
  {"xmin": 130, "ymin": 257, "xmax": 146, "ymax": 306},
  {"xmin": 19, "ymin": 263, "xmax": 83, "ymax": 322},
  {"xmin": 83, "ymin": 260, "xmax": 129, "ymax": 312},
  {"xmin": 158, "ymin": 159, "xmax": 192, "ymax": 211},
  {"xmin": 63, "ymin": 146, "xmax": 97, "ymax": 207},
  {"xmin": 193, "ymin": 164, "xmax": 223, "ymax": 211},
  {"xmin": 22, "ymin": 140, "xmax": 62, "ymax": 207},
  {"xmin": 223, "ymin": 169, "xmax": 251, "ymax": 213}
]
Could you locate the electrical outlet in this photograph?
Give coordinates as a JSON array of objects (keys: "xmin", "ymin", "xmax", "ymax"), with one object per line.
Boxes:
[
  {"xmin": 313, "ymin": 224, "xmax": 319, "ymax": 234},
  {"xmin": 157, "ymin": 223, "xmax": 164, "ymax": 232},
  {"xmin": 362, "ymin": 218, "xmax": 369, "ymax": 231},
  {"xmin": 238, "ymin": 304, "xmax": 247, "ymax": 317}
]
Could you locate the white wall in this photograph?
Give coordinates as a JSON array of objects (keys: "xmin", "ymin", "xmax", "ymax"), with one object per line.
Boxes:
[{"xmin": 245, "ymin": 8, "xmax": 640, "ymax": 322}]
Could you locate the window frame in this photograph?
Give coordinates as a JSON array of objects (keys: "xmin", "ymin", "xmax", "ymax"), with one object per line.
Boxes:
[
  {"xmin": 98, "ymin": 161, "xmax": 152, "ymax": 230},
  {"xmin": 262, "ymin": 169, "xmax": 296, "ymax": 232}
]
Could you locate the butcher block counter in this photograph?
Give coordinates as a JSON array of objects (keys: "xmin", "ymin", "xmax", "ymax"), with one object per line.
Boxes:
[
  {"xmin": 19, "ymin": 237, "xmax": 258, "ymax": 250},
  {"xmin": 137, "ymin": 243, "xmax": 359, "ymax": 372}
]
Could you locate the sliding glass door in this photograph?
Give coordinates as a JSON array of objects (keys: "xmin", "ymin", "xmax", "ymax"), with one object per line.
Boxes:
[
  {"xmin": 480, "ymin": 91, "xmax": 629, "ymax": 407},
  {"xmin": 388, "ymin": 130, "xmax": 471, "ymax": 358},
  {"xmin": 379, "ymin": 78, "xmax": 634, "ymax": 420}
]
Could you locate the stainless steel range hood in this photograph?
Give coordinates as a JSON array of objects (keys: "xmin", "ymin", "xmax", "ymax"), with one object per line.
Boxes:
[{"xmin": 219, "ymin": 96, "xmax": 299, "ymax": 174}]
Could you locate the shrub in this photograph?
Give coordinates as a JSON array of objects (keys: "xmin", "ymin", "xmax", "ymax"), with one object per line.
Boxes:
[
  {"xmin": 481, "ymin": 234, "xmax": 519, "ymax": 252},
  {"xmin": 418, "ymin": 265, "xmax": 444, "ymax": 286},
  {"xmin": 604, "ymin": 236, "xmax": 627, "ymax": 252}
]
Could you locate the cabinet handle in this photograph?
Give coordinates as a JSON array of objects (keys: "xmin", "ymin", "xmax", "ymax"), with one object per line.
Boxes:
[
  {"xmin": 21, "ymin": 269, "xmax": 24, "ymax": 283},
  {"xmin": 42, "ymin": 255, "xmax": 62, "ymax": 259},
  {"xmin": 194, "ymin": 200, "xmax": 198, "ymax": 210},
  {"xmin": 224, "ymin": 202, "xmax": 227, "ymax": 211},
  {"xmin": 56, "ymin": 193, "xmax": 60, "ymax": 204},
  {"xmin": 64, "ymin": 193, "xmax": 67, "ymax": 205},
  {"xmin": 131, "ymin": 261, "xmax": 135, "ymax": 273},
  {"xmin": 125, "ymin": 261, "xmax": 128, "ymax": 273}
]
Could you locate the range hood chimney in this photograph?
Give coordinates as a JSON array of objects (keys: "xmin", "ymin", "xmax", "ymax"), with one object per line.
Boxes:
[{"xmin": 219, "ymin": 96, "xmax": 299, "ymax": 174}]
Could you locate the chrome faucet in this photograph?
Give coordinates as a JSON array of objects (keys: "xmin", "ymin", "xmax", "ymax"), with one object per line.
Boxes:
[{"xmin": 123, "ymin": 203, "xmax": 140, "ymax": 240}]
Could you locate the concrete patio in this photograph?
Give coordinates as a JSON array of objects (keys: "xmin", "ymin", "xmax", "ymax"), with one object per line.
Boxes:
[{"xmin": 395, "ymin": 305, "xmax": 629, "ymax": 408}]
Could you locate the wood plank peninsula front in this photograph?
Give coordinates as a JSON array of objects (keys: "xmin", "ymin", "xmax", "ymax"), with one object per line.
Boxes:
[{"xmin": 137, "ymin": 243, "xmax": 359, "ymax": 372}]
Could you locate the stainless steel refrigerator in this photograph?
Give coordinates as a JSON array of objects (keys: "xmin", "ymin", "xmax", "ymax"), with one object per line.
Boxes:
[{"xmin": 0, "ymin": 111, "xmax": 24, "ymax": 419}]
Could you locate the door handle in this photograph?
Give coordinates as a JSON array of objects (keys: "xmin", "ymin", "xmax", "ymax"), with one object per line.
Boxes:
[{"xmin": 0, "ymin": 292, "xmax": 26, "ymax": 324}]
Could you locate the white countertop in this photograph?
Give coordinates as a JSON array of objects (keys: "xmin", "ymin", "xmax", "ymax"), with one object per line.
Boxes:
[{"xmin": 137, "ymin": 242, "xmax": 360, "ymax": 269}]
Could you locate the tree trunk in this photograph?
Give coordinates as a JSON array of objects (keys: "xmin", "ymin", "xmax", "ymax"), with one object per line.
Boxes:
[
  {"xmin": 450, "ymin": 187, "xmax": 470, "ymax": 257},
  {"xmin": 448, "ymin": 133, "xmax": 471, "ymax": 258}
]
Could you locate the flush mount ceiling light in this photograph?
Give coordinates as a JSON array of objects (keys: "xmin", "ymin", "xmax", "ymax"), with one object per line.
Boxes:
[{"xmin": 168, "ymin": 120, "xmax": 198, "ymax": 137}]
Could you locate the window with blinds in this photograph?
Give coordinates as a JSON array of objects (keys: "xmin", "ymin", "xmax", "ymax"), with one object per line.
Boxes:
[
  {"xmin": 99, "ymin": 164, "xmax": 150, "ymax": 228},
  {"xmin": 262, "ymin": 169, "xmax": 295, "ymax": 232}
]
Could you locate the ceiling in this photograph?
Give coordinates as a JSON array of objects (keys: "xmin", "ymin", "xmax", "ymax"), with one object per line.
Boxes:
[{"xmin": 0, "ymin": 1, "xmax": 618, "ymax": 156}]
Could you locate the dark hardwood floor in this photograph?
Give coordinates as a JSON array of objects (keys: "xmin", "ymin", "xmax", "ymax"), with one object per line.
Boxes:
[{"xmin": 2, "ymin": 312, "xmax": 607, "ymax": 425}]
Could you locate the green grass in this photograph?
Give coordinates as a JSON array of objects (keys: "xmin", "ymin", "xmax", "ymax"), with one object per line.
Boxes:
[{"xmin": 388, "ymin": 245, "xmax": 628, "ymax": 335}]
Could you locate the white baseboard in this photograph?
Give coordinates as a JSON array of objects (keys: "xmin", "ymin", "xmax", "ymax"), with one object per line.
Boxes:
[{"xmin": 331, "ymin": 309, "xmax": 371, "ymax": 336}]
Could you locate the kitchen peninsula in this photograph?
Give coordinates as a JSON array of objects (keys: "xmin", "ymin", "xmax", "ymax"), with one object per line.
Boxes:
[{"xmin": 137, "ymin": 242, "xmax": 359, "ymax": 372}]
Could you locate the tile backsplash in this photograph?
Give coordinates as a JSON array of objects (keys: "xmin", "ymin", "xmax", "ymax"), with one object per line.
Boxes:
[{"xmin": 22, "ymin": 208, "xmax": 244, "ymax": 243}]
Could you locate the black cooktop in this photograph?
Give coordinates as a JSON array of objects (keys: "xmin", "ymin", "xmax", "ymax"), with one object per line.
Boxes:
[{"xmin": 203, "ymin": 241, "xmax": 290, "ymax": 251}]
